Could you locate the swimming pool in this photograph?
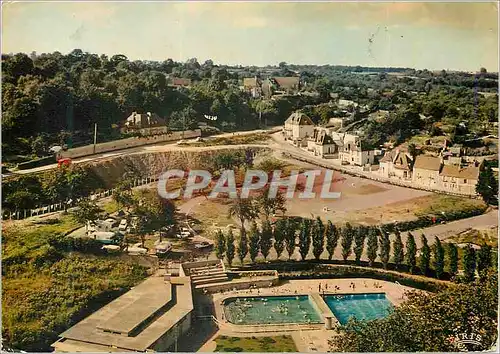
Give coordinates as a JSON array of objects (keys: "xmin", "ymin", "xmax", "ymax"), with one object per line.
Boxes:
[
  {"xmin": 323, "ymin": 293, "xmax": 393, "ymax": 325},
  {"xmin": 223, "ymin": 296, "xmax": 322, "ymax": 325}
]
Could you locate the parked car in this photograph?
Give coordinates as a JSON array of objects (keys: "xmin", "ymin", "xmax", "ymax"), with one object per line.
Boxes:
[
  {"xmin": 118, "ymin": 219, "xmax": 128, "ymax": 231},
  {"xmin": 194, "ymin": 241, "xmax": 212, "ymax": 249}
]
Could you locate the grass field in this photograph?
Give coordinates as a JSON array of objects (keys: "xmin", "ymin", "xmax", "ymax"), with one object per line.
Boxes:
[{"xmin": 214, "ymin": 335, "xmax": 297, "ymax": 352}]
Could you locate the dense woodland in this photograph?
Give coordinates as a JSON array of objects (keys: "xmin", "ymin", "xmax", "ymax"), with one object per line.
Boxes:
[{"xmin": 2, "ymin": 50, "xmax": 498, "ymax": 160}]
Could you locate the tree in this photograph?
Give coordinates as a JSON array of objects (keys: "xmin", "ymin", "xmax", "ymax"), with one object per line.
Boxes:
[
  {"xmin": 298, "ymin": 218, "xmax": 311, "ymax": 261},
  {"xmin": 225, "ymin": 229, "xmax": 235, "ymax": 267},
  {"xmin": 248, "ymin": 222, "xmax": 260, "ymax": 263},
  {"xmin": 228, "ymin": 196, "xmax": 259, "ymax": 239},
  {"xmin": 418, "ymin": 234, "xmax": 431, "ymax": 275},
  {"xmin": 379, "ymin": 229, "xmax": 391, "ymax": 269},
  {"xmin": 477, "ymin": 243, "xmax": 493, "ymax": 278},
  {"xmin": 260, "ymin": 219, "xmax": 273, "ymax": 261},
  {"xmin": 447, "ymin": 243, "xmax": 459, "ymax": 278},
  {"xmin": 284, "ymin": 218, "xmax": 297, "ymax": 260},
  {"xmin": 236, "ymin": 231, "xmax": 248, "ymax": 265},
  {"xmin": 214, "ymin": 229, "xmax": 226, "ymax": 260},
  {"xmin": 72, "ymin": 198, "xmax": 104, "ymax": 234},
  {"xmin": 463, "ymin": 244, "xmax": 477, "ymax": 282},
  {"xmin": 330, "ymin": 270, "xmax": 498, "ymax": 352},
  {"xmin": 354, "ymin": 226, "xmax": 367, "ymax": 265},
  {"xmin": 405, "ymin": 232, "xmax": 417, "ymax": 273},
  {"xmin": 366, "ymin": 228, "xmax": 378, "ymax": 267},
  {"xmin": 312, "ymin": 217, "xmax": 325, "ymax": 260},
  {"xmin": 476, "ymin": 165, "xmax": 498, "ymax": 205},
  {"xmin": 432, "ymin": 237, "xmax": 445, "ymax": 279},
  {"xmin": 393, "ymin": 229, "xmax": 404, "ymax": 270},
  {"xmin": 257, "ymin": 186, "xmax": 287, "ymax": 219},
  {"xmin": 273, "ymin": 219, "xmax": 286, "ymax": 259},
  {"xmin": 113, "ymin": 174, "xmax": 134, "ymax": 211},
  {"xmin": 325, "ymin": 221, "xmax": 340, "ymax": 261},
  {"xmin": 341, "ymin": 223, "xmax": 354, "ymax": 261}
]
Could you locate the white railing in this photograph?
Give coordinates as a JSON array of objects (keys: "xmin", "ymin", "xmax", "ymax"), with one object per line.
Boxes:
[{"xmin": 3, "ymin": 176, "xmax": 160, "ymax": 221}]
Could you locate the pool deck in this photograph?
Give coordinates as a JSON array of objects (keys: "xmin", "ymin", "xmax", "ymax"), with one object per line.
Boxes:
[{"xmin": 207, "ymin": 278, "xmax": 418, "ymax": 352}]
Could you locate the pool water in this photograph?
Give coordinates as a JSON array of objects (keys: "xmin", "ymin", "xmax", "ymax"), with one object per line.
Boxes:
[
  {"xmin": 224, "ymin": 296, "xmax": 322, "ymax": 325},
  {"xmin": 324, "ymin": 293, "xmax": 393, "ymax": 325}
]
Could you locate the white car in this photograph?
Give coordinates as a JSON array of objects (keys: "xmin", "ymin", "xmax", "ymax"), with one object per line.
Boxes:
[
  {"xmin": 194, "ymin": 241, "xmax": 212, "ymax": 249},
  {"xmin": 176, "ymin": 231, "xmax": 191, "ymax": 239},
  {"xmin": 118, "ymin": 219, "xmax": 128, "ymax": 231}
]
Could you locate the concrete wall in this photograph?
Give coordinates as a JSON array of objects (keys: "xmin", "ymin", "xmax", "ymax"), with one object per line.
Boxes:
[
  {"xmin": 57, "ymin": 130, "xmax": 201, "ymax": 160},
  {"xmin": 151, "ymin": 312, "xmax": 192, "ymax": 351}
]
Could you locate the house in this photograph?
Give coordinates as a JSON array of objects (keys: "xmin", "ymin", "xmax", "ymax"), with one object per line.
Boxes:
[
  {"xmin": 439, "ymin": 164, "xmax": 480, "ymax": 196},
  {"xmin": 262, "ymin": 76, "xmax": 300, "ymax": 97},
  {"xmin": 283, "ymin": 112, "xmax": 315, "ymax": 146},
  {"xmin": 441, "ymin": 144, "xmax": 464, "ymax": 166},
  {"xmin": 242, "ymin": 77, "xmax": 262, "ymax": 98},
  {"xmin": 412, "ymin": 155, "xmax": 442, "ymax": 188},
  {"xmin": 306, "ymin": 130, "xmax": 338, "ymax": 158},
  {"xmin": 339, "ymin": 134, "xmax": 375, "ymax": 166},
  {"xmin": 124, "ymin": 112, "xmax": 166, "ymax": 130},
  {"xmin": 378, "ymin": 149, "xmax": 413, "ymax": 180}
]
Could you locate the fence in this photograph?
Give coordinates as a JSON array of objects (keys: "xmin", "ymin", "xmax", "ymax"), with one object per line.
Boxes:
[
  {"xmin": 3, "ymin": 175, "xmax": 161, "ymax": 221},
  {"xmin": 282, "ymin": 152, "xmax": 481, "ymax": 199}
]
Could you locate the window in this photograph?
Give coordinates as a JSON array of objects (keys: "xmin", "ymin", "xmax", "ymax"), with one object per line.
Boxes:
[{"xmin": 463, "ymin": 179, "xmax": 467, "ymax": 184}]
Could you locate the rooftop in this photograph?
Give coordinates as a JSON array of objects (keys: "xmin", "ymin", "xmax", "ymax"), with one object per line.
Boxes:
[
  {"xmin": 440, "ymin": 164, "xmax": 480, "ymax": 180},
  {"xmin": 55, "ymin": 276, "xmax": 193, "ymax": 352},
  {"xmin": 413, "ymin": 155, "xmax": 442, "ymax": 171}
]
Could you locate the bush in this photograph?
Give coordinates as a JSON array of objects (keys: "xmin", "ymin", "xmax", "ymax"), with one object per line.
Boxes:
[{"xmin": 238, "ymin": 261, "xmax": 449, "ymax": 293}]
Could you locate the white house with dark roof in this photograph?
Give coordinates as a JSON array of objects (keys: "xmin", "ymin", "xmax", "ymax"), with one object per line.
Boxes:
[
  {"xmin": 306, "ymin": 129, "xmax": 338, "ymax": 158},
  {"xmin": 378, "ymin": 149, "xmax": 413, "ymax": 180},
  {"xmin": 339, "ymin": 134, "xmax": 375, "ymax": 166},
  {"xmin": 283, "ymin": 112, "xmax": 315, "ymax": 146}
]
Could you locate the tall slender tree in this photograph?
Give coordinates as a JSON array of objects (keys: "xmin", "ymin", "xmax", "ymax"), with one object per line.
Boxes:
[
  {"xmin": 463, "ymin": 243, "xmax": 477, "ymax": 282},
  {"xmin": 418, "ymin": 234, "xmax": 431, "ymax": 275},
  {"xmin": 447, "ymin": 243, "xmax": 459, "ymax": 278},
  {"xmin": 273, "ymin": 219, "xmax": 286, "ymax": 260},
  {"xmin": 476, "ymin": 165, "xmax": 498, "ymax": 205},
  {"xmin": 341, "ymin": 222, "xmax": 354, "ymax": 261},
  {"xmin": 325, "ymin": 221, "xmax": 340, "ymax": 260},
  {"xmin": 225, "ymin": 229, "xmax": 235, "ymax": 267},
  {"xmin": 260, "ymin": 219, "xmax": 273, "ymax": 261},
  {"xmin": 214, "ymin": 229, "xmax": 226, "ymax": 260},
  {"xmin": 392, "ymin": 229, "xmax": 404, "ymax": 270},
  {"xmin": 228, "ymin": 196, "xmax": 259, "ymax": 240},
  {"xmin": 477, "ymin": 243, "xmax": 493, "ymax": 278},
  {"xmin": 236, "ymin": 230, "xmax": 248, "ymax": 265},
  {"xmin": 298, "ymin": 218, "xmax": 312, "ymax": 261},
  {"xmin": 285, "ymin": 219, "xmax": 297, "ymax": 260},
  {"xmin": 379, "ymin": 229, "xmax": 391, "ymax": 269},
  {"xmin": 432, "ymin": 237, "xmax": 445, "ymax": 279},
  {"xmin": 312, "ymin": 217, "xmax": 325, "ymax": 260},
  {"xmin": 405, "ymin": 232, "xmax": 417, "ymax": 274},
  {"xmin": 354, "ymin": 226, "xmax": 367, "ymax": 265},
  {"xmin": 248, "ymin": 222, "xmax": 260, "ymax": 263},
  {"xmin": 367, "ymin": 227, "xmax": 378, "ymax": 267}
]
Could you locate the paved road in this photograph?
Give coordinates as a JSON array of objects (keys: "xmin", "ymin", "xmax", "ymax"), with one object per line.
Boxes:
[{"xmin": 13, "ymin": 128, "xmax": 278, "ymax": 175}]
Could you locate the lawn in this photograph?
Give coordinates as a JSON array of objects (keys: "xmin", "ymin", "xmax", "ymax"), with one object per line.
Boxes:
[
  {"xmin": 191, "ymin": 133, "xmax": 270, "ymax": 147},
  {"xmin": 2, "ymin": 215, "xmax": 148, "ymax": 352},
  {"xmin": 214, "ymin": 335, "xmax": 298, "ymax": 352}
]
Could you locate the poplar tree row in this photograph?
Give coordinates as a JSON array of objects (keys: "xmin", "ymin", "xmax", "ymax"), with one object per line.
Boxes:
[{"xmin": 213, "ymin": 217, "xmax": 494, "ymax": 281}]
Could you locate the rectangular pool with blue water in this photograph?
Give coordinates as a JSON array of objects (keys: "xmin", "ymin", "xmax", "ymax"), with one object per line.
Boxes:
[
  {"xmin": 323, "ymin": 293, "xmax": 393, "ymax": 325},
  {"xmin": 223, "ymin": 295, "xmax": 322, "ymax": 325}
]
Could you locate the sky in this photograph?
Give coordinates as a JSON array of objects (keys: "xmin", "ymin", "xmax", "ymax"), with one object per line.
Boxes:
[{"xmin": 2, "ymin": 1, "xmax": 499, "ymax": 71}]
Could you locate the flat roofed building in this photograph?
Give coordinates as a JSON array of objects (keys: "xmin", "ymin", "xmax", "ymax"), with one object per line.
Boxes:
[{"xmin": 52, "ymin": 276, "xmax": 193, "ymax": 352}]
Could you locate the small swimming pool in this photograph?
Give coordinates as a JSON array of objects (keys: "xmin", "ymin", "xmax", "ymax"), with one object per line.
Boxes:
[
  {"xmin": 324, "ymin": 293, "xmax": 393, "ymax": 325},
  {"xmin": 223, "ymin": 296, "xmax": 322, "ymax": 325}
]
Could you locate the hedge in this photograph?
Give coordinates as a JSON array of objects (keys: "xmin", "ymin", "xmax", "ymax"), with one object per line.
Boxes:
[
  {"xmin": 237, "ymin": 261, "xmax": 450, "ymax": 293},
  {"xmin": 17, "ymin": 155, "xmax": 56, "ymax": 170}
]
